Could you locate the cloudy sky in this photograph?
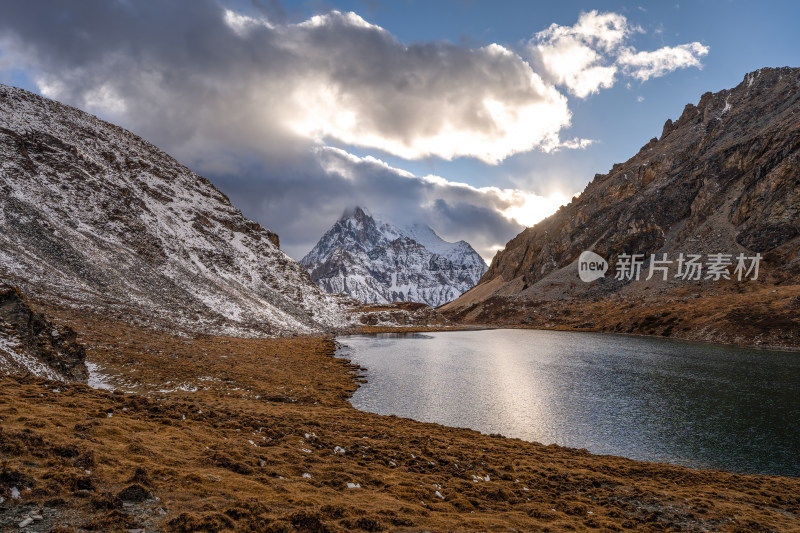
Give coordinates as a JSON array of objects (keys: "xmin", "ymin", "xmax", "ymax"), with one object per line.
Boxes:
[{"xmin": 0, "ymin": 1, "xmax": 797, "ymax": 262}]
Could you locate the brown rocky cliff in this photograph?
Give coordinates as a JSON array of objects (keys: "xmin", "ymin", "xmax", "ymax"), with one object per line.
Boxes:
[{"xmin": 443, "ymin": 67, "xmax": 800, "ymax": 347}]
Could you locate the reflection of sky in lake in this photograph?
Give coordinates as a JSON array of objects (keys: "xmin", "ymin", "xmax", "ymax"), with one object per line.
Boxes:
[{"xmin": 338, "ymin": 329, "xmax": 800, "ymax": 477}]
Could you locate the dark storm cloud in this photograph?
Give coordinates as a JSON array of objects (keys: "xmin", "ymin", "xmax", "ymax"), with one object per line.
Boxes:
[
  {"xmin": 0, "ymin": 2, "xmax": 703, "ymax": 260},
  {"xmin": 0, "ymin": 0, "xmax": 305, "ymax": 160},
  {"xmin": 0, "ymin": 0, "xmax": 546, "ymax": 259}
]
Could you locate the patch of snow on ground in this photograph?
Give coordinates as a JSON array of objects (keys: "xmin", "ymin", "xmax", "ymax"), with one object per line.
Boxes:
[
  {"xmin": 86, "ymin": 361, "xmax": 115, "ymax": 391},
  {"xmin": 157, "ymin": 382, "xmax": 199, "ymax": 393}
]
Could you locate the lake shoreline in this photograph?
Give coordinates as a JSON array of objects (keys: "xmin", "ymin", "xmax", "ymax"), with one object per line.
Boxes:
[
  {"xmin": 440, "ymin": 284, "xmax": 800, "ymax": 351},
  {"xmin": 355, "ymin": 318, "xmax": 800, "ymax": 353}
]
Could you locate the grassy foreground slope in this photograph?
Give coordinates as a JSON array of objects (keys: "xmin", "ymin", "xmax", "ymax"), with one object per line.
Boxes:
[{"xmin": 2, "ymin": 314, "xmax": 800, "ymax": 532}]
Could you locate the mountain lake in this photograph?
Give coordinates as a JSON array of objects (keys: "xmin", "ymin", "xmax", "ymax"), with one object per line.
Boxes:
[{"xmin": 337, "ymin": 329, "xmax": 800, "ymax": 477}]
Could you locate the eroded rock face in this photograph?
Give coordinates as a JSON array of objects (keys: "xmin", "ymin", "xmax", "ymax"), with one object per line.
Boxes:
[
  {"xmin": 0, "ymin": 284, "xmax": 88, "ymax": 382},
  {"xmin": 0, "ymin": 85, "xmax": 349, "ymax": 337},
  {"xmin": 444, "ymin": 67, "xmax": 800, "ymax": 336}
]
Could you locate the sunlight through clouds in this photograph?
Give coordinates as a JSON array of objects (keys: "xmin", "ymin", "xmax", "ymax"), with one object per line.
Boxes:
[
  {"xmin": 3, "ymin": 5, "xmax": 709, "ymax": 167},
  {"xmin": 279, "ymin": 15, "xmax": 573, "ymax": 164},
  {"xmin": 500, "ymin": 191, "xmax": 573, "ymax": 228}
]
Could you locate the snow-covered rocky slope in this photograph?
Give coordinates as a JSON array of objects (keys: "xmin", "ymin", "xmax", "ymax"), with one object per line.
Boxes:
[
  {"xmin": 0, "ymin": 85, "xmax": 350, "ymax": 337},
  {"xmin": 0, "ymin": 284, "xmax": 88, "ymax": 381},
  {"xmin": 301, "ymin": 207, "xmax": 487, "ymax": 307}
]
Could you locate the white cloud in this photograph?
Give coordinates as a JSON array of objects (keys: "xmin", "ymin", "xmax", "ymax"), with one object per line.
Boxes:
[
  {"xmin": 277, "ymin": 15, "xmax": 573, "ymax": 164},
  {"xmin": 223, "ymin": 9, "xmax": 274, "ymax": 35},
  {"xmin": 532, "ymin": 34, "xmax": 617, "ymax": 98},
  {"xmin": 528, "ymin": 10, "xmax": 708, "ymax": 98},
  {"xmin": 617, "ymin": 42, "xmax": 710, "ymax": 80},
  {"xmin": 552, "ymin": 137, "xmax": 595, "ymax": 150},
  {"xmin": 536, "ymin": 11, "xmax": 633, "ymax": 52}
]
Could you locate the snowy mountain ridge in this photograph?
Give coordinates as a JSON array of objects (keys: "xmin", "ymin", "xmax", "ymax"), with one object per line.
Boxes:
[
  {"xmin": 0, "ymin": 84, "xmax": 350, "ymax": 337},
  {"xmin": 301, "ymin": 207, "xmax": 487, "ymax": 307}
]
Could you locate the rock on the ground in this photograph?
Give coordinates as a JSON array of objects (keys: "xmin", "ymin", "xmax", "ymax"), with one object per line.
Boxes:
[{"xmin": 0, "ymin": 284, "xmax": 88, "ymax": 382}]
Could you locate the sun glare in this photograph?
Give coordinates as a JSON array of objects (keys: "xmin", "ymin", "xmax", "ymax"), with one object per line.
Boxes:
[{"xmin": 503, "ymin": 191, "xmax": 573, "ymax": 227}]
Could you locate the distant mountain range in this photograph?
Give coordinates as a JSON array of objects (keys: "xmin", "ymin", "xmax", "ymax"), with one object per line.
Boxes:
[
  {"xmin": 301, "ymin": 207, "xmax": 487, "ymax": 307},
  {"xmin": 443, "ymin": 67, "xmax": 800, "ymax": 348},
  {"xmin": 0, "ymin": 84, "xmax": 349, "ymax": 337}
]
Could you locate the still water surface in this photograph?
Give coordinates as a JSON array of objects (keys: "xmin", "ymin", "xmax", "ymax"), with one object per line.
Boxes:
[{"xmin": 337, "ymin": 329, "xmax": 800, "ymax": 476}]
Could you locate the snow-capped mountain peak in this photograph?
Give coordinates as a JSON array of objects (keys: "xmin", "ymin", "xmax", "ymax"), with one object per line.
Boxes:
[
  {"xmin": 301, "ymin": 207, "xmax": 487, "ymax": 307},
  {"xmin": 400, "ymin": 223, "xmax": 487, "ymax": 268}
]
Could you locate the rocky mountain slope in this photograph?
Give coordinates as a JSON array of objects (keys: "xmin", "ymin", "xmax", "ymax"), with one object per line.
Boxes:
[
  {"xmin": 0, "ymin": 85, "xmax": 349, "ymax": 337},
  {"xmin": 443, "ymin": 67, "xmax": 800, "ymax": 347},
  {"xmin": 0, "ymin": 284, "xmax": 87, "ymax": 382},
  {"xmin": 301, "ymin": 207, "xmax": 487, "ymax": 307}
]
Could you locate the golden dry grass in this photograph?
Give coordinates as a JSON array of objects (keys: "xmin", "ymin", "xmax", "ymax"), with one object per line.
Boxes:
[
  {"xmin": 1, "ymin": 314, "xmax": 799, "ymax": 531},
  {"xmin": 445, "ymin": 284, "xmax": 800, "ymax": 350}
]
